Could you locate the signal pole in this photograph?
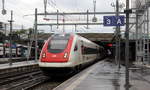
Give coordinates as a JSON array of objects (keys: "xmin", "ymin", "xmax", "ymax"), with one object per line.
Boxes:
[
  {"xmin": 115, "ymin": 0, "xmax": 121, "ymax": 69},
  {"xmin": 115, "ymin": 0, "xmax": 119, "ymax": 66},
  {"xmin": 8, "ymin": 11, "xmax": 14, "ymax": 66},
  {"xmin": 35, "ymin": 8, "xmax": 38, "ymax": 61},
  {"xmin": 117, "ymin": 0, "xmax": 121, "ymax": 69}
]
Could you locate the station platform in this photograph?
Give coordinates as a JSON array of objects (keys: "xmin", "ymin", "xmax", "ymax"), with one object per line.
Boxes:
[
  {"xmin": 0, "ymin": 57, "xmax": 35, "ymax": 64},
  {"xmin": 0, "ymin": 60, "xmax": 38, "ymax": 70},
  {"xmin": 54, "ymin": 60, "xmax": 150, "ymax": 90}
]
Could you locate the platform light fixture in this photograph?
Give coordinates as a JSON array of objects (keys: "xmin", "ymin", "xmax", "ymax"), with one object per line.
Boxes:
[
  {"xmin": 92, "ymin": 0, "xmax": 97, "ymax": 22},
  {"xmin": 2, "ymin": 0, "xmax": 7, "ymax": 15}
]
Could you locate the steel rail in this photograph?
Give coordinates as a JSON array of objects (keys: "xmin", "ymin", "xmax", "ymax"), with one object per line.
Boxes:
[{"xmin": 0, "ymin": 70, "xmax": 49, "ymax": 90}]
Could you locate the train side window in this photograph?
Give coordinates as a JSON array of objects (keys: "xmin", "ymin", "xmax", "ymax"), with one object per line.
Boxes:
[{"xmin": 74, "ymin": 44, "xmax": 78, "ymax": 51}]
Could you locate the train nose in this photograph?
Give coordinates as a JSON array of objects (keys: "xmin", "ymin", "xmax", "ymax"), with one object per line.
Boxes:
[
  {"xmin": 51, "ymin": 54, "xmax": 57, "ymax": 58},
  {"xmin": 42, "ymin": 52, "xmax": 46, "ymax": 58},
  {"xmin": 50, "ymin": 52, "xmax": 69, "ymax": 59},
  {"xmin": 41, "ymin": 52, "xmax": 69, "ymax": 63}
]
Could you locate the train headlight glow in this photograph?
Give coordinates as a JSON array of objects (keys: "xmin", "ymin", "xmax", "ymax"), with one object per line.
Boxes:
[
  {"xmin": 42, "ymin": 52, "xmax": 46, "ymax": 58},
  {"xmin": 64, "ymin": 52, "xmax": 68, "ymax": 58}
]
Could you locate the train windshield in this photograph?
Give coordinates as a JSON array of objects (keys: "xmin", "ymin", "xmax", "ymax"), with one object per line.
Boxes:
[{"xmin": 48, "ymin": 34, "xmax": 70, "ymax": 53}]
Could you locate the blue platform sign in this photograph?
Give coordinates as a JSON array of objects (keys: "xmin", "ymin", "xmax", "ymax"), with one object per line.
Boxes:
[{"xmin": 103, "ymin": 15, "xmax": 125, "ymax": 26}]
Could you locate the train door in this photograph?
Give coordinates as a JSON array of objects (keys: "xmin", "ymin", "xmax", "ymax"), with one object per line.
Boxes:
[
  {"xmin": 0, "ymin": 43, "xmax": 3, "ymax": 57},
  {"xmin": 80, "ymin": 40, "xmax": 85, "ymax": 62}
]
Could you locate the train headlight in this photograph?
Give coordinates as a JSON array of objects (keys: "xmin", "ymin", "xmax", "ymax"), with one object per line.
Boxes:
[
  {"xmin": 64, "ymin": 52, "xmax": 68, "ymax": 58},
  {"xmin": 42, "ymin": 52, "xmax": 46, "ymax": 58}
]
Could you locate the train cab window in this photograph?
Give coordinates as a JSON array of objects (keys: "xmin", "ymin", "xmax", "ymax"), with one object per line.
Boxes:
[
  {"xmin": 50, "ymin": 40, "xmax": 68, "ymax": 49},
  {"xmin": 74, "ymin": 44, "xmax": 78, "ymax": 51},
  {"xmin": 48, "ymin": 34, "xmax": 70, "ymax": 53}
]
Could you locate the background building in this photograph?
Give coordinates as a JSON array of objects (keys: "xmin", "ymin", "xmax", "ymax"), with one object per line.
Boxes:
[{"xmin": 131, "ymin": 0, "xmax": 150, "ymax": 64}]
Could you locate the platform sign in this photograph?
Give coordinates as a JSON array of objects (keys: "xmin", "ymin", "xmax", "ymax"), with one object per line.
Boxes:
[{"xmin": 103, "ymin": 15, "xmax": 125, "ymax": 26}]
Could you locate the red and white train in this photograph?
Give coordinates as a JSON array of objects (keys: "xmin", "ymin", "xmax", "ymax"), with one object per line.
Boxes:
[{"xmin": 39, "ymin": 33, "xmax": 105, "ymax": 76}]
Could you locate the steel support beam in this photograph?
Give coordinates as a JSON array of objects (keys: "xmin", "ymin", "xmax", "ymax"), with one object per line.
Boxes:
[
  {"xmin": 37, "ymin": 22, "xmax": 135, "ymax": 26},
  {"xmin": 37, "ymin": 12, "xmax": 135, "ymax": 16}
]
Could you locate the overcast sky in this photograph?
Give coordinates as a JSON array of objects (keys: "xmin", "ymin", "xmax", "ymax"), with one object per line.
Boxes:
[{"xmin": 0, "ymin": 0, "xmax": 126, "ymax": 33}]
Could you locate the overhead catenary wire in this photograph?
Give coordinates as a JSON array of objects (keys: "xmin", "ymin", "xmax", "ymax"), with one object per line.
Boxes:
[
  {"xmin": 46, "ymin": 0, "xmax": 79, "ymax": 32},
  {"xmin": 48, "ymin": 0, "xmax": 56, "ymax": 9},
  {"xmin": 44, "ymin": 0, "xmax": 109, "ymax": 33}
]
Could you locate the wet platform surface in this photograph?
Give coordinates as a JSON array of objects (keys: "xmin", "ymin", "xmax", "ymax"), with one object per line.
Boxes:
[{"xmin": 54, "ymin": 60, "xmax": 150, "ymax": 90}]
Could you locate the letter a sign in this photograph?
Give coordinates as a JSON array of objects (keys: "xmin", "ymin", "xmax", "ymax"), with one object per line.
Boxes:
[{"xmin": 103, "ymin": 15, "xmax": 125, "ymax": 26}]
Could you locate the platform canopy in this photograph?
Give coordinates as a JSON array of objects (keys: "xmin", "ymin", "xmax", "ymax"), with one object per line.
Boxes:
[{"xmin": 78, "ymin": 33, "xmax": 114, "ymax": 41}]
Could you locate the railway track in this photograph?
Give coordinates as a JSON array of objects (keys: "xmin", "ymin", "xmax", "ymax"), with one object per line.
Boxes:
[
  {"xmin": 0, "ymin": 58, "xmax": 107, "ymax": 90},
  {"xmin": 0, "ymin": 70, "xmax": 49, "ymax": 90}
]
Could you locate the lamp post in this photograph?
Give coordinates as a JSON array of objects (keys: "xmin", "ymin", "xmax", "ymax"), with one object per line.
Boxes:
[
  {"xmin": 111, "ymin": 0, "xmax": 125, "ymax": 69},
  {"xmin": 124, "ymin": 0, "xmax": 131, "ymax": 89}
]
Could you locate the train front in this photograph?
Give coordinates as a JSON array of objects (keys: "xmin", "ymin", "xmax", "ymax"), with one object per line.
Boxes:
[{"xmin": 39, "ymin": 33, "xmax": 75, "ymax": 76}]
